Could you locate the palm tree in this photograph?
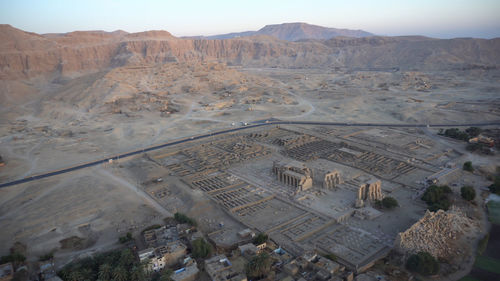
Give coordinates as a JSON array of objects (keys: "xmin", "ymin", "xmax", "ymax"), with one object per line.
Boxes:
[
  {"xmin": 119, "ymin": 249, "xmax": 135, "ymax": 268},
  {"xmin": 68, "ymin": 270, "xmax": 84, "ymax": 281},
  {"xmin": 113, "ymin": 266, "xmax": 129, "ymax": 281},
  {"xmin": 130, "ymin": 266, "xmax": 145, "ymax": 281},
  {"xmin": 98, "ymin": 264, "xmax": 113, "ymax": 281},
  {"xmin": 246, "ymin": 252, "xmax": 272, "ymax": 279}
]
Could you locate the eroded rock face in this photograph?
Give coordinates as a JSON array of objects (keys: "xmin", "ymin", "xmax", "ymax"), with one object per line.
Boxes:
[
  {"xmin": 395, "ymin": 207, "xmax": 479, "ymax": 259},
  {"xmin": 1, "ymin": 24, "xmax": 499, "ymax": 80}
]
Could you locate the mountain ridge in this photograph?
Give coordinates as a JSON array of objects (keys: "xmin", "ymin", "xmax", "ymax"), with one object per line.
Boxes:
[
  {"xmin": 188, "ymin": 22, "xmax": 373, "ymax": 41},
  {"xmin": 1, "ymin": 24, "xmax": 499, "ymax": 80}
]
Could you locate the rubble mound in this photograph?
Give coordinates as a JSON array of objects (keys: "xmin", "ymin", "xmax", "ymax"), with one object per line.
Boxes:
[{"xmin": 395, "ymin": 207, "xmax": 479, "ymax": 259}]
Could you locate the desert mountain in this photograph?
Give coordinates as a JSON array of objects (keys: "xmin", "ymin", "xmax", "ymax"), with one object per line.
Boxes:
[
  {"xmin": 194, "ymin": 22, "xmax": 373, "ymax": 41},
  {"xmin": 0, "ymin": 24, "xmax": 499, "ymax": 80}
]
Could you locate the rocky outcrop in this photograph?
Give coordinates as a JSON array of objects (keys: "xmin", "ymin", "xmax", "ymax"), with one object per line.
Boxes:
[{"xmin": 394, "ymin": 208, "xmax": 479, "ymax": 259}]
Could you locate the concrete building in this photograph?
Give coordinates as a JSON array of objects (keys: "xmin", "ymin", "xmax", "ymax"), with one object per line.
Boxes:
[
  {"xmin": 255, "ymin": 242, "xmax": 266, "ymax": 252},
  {"xmin": 157, "ymin": 241, "xmax": 187, "ymax": 267},
  {"xmin": 310, "ymin": 256, "xmax": 340, "ymax": 275},
  {"xmin": 237, "ymin": 228, "xmax": 255, "ymax": 239},
  {"xmin": 283, "ymin": 261, "xmax": 299, "ymax": 276},
  {"xmin": 149, "ymin": 255, "xmax": 167, "ymax": 272},
  {"xmin": 205, "ymin": 255, "xmax": 247, "ymax": 281},
  {"xmin": 144, "ymin": 226, "xmax": 180, "ymax": 248},
  {"xmin": 272, "ymin": 160, "xmax": 313, "ymax": 192},
  {"xmin": 171, "ymin": 262, "xmax": 199, "ymax": 281},
  {"xmin": 140, "ymin": 241, "xmax": 187, "ymax": 272},
  {"xmin": 138, "ymin": 248, "xmax": 155, "ymax": 261},
  {"xmin": 238, "ymin": 243, "xmax": 258, "ymax": 257}
]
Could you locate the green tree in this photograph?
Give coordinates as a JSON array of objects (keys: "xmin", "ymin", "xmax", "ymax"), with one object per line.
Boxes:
[
  {"xmin": 406, "ymin": 251, "xmax": 439, "ymax": 276},
  {"xmin": 422, "ymin": 185, "xmax": 452, "ymax": 211},
  {"xmin": 463, "ymin": 161, "xmax": 474, "ymax": 172},
  {"xmin": 159, "ymin": 269, "xmax": 173, "ymax": 281},
  {"xmin": 381, "ymin": 196, "xmax": 399, "ymax": 209},
  {"xmin": 119, "ymin": 248, "xmax": 135, "ymax": 268},
  {"xmin": 192, "ymin": 238, "xmax": 212, "ymax": 259},
  {"xmin": 79, "ymin": 268, "xmax": 94, "ymax": 281},
  {"xmin": 174, "ymin": 212, "xmax": 197, "ymax": 226},
  {"xmin": 461, "ymin": 186, "xmax": 476, "ymax": 201},
  {"xmin": 443, "ymin": 128, "xmax": 469, "ymax": 141},
  {"xmin": 253, "ymin": 233, "xmax": 268, "ymax": 245},
  {"xmin": 323, "ymin": 253, "xmax": 337, "ymax": 262},
  {"xmin": 98, "ymin": 264, "xmax": 113, "ymax": 281},
  {"xmin": 246, "ymin": 252, "xmax": 272, "ymax": 279},
  {"xmin": 113, "ymin": 266, "xmax": 128, "ymax": 281},
  {"xmin": 465, "ymin": 127, "xmax": 482, "ymax": 137}
]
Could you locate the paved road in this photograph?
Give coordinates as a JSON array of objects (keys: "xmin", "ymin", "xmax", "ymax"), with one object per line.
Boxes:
[{"xmin": 1, "ymin": 120, "xmax": 499, "ymax": 189}]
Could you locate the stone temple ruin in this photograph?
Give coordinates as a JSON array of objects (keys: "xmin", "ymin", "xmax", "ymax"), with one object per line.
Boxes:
[
  {"xmin": 315, "ymin": 169, "xmax": 342, "ymax": 189},
  {"xmin": 272, "ymin": 160, "xmax": 313, "ymax": 192},
  {"xmin": 356, "ymin": 179, "xmax": 383, "ymax": 208},
  {"xmin": 272, "ymin": 160, "xmax": 342, "ymax": 193},
  {"xmin": 139, "ymin": 125, "xmax": 467, "ymax": 275}
]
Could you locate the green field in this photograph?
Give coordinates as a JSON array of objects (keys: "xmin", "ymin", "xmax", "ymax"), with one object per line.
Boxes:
[
  {"xmin": 487, "ymin": 200, "xmax": 500, "ymax": 224},
  {"xmin": 474, "ymin": 256, "xmax": 500, "ymax": 274},
  {"xmin": 460, "ymin": 198, "xmax": 500, "ymax": 280},
  {"xmin": 460, "ymin": 276, "xmax": 481, "ymax": 281}
]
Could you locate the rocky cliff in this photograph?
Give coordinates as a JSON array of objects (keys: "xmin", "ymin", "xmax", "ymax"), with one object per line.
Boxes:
[{"xmin": 1, "ymin": 24, "xmax": 499, "ymax": 80}]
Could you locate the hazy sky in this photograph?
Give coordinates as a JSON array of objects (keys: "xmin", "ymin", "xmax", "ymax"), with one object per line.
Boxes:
[{"xmin": 1, "ymin": 0, "xmax": 499, "ymax": 38}]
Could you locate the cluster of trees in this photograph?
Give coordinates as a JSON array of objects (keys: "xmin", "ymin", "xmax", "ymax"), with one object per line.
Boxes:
[
  {"xmin": 58, "ymin": 248, "xmax": 147, "ymax": 281},
  {"xmin": 245, "ymin": 253, "xmax": 272, "ymax": 280},
  {"xmin": 461, "ymin": 186, "xmax": 476, "ymax": 201},
  {"xmin": 463, "ymin": 161, "xmax": 474, "ymax": 172},
  {"xmin": 466, "ymin": 142, "xmax": 493, "ymax": 154},
  {"xmin": 439, "ymin": 127, "xmax": 494, "ymax": 154},
  {"xmin": 174, "ymin": 212, "xmax": 197, "ymax": 226},
  {"xmin": 465, "ymin": 127, "xmax": 482, "ymax": 137},
  {"xmin": 253, "ymin": 233, "xmax": 268, "ymax": 245},
  {"xmin": 191, "ymin": 238, "xmax": 212, "ymax": 259},
  {"xmin": 422, "ymin": 185, "xmax": 452, "ymax": 211},
  {"xmin": 374, "ymin": 196, "xmax": 399, "ymax": 209},
  {"xmin": 119, "ymin": 232, "xmax": 134, "ymax": 244},
  {"xmin": 0, "ymin": 252, "xmax": 26, "ymax": 266},
  {"xmin": 406, "ymin": 251, "xmax": 439, "ymax": 276},
  {"xmin": 0, "ymin": 242, "xmax": 26, "ymax": 268},
  {"xmin": 440, "ymin": 127, "xmax": 481, "ymax": 141},
  {"xmin": 440, "ymin": 128, "xmax": 471, "ymax": 141}
]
